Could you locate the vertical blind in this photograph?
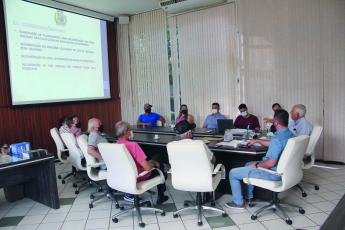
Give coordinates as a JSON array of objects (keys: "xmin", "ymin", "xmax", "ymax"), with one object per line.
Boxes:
[
  {"xmin": 117, "ymin": 0, "xmax": 345, "ymax": 162},
  {"xmin": 169, "ymin": 4, "xmax": 239, "ymax": 126}
]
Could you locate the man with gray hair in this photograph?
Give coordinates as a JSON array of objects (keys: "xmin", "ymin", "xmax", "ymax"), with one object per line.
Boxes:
[
  {"xmin": 289, "ymin": 104, "xmax": 313, "ymax": 136},
  {"xmin": 115, "ymin": 121, "xmax": 169, "ymax": 205}
]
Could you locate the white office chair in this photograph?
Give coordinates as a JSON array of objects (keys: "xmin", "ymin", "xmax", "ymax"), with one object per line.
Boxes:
[
  {"xmin": 166, "ymin": 140, "xmax": 227, "ymax": 226},
  {"xmin": 77, "ymin": 135, "xmax": 122, "ymax": 209},
  {"xmin": 50, "ymin": 127, "xmax": 75, "ymax": 184},
  {"xmin": 98, "ymin": 143, "xmax": 165, "ymax": 228},
  {"xmin": 297, "ymin": 125, "xmax": 323, "ymax": 197},
  {"xmin": 60, "ymin": 132, "xmax": 88, "ymax": 194},
  {"xmin": 243, "ymin": 135, "xmax": 310, "ymax": 225}
]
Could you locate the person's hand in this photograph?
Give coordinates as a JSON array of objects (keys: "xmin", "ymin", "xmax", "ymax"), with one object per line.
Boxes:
[
  {"xmin": 149, "ymin": 160, "xmax": 160, "ymax": 168},
  {"xmin": 247, "ymin": 140, "xmax": 257, "ymax": 146},
  {"xmin": 250, "ymin": 162, "xmax": 257, "ymax": 168}
]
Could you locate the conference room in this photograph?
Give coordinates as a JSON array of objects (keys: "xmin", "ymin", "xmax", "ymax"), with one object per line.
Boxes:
[{"xmin": 0, "ymin": 0, "xmax": 344, "ymax": 229}]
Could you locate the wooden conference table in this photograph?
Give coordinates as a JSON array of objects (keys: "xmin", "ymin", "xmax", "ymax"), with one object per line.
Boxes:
[
  {"xmin": 0, "ymin": 150, "xmax": 60, "ymax": 209},
  {"xmin": 119, "ymin": 126, "xmax": 271, "ymax": 200}
]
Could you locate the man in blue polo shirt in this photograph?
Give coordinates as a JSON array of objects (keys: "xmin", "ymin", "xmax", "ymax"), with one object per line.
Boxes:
[
  {"xmin": 225, "ymin": 109, "xmax": 294, "ymax": 209},
  {"xmin": 289, "ymin": 104, "xmax": 312, "ymax": 136},
  {"xmin": 137, "ymin": 103, "xmax": 166, "ymax": 127},
  {"xmin": 203, "ymin": 102, "xmax": 226, "ymax": 129}
]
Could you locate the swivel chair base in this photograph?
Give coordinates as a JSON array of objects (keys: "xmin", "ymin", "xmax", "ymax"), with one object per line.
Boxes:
[
  {"xmin": 250, "ymin": 192, "xmax": 305, "ymax": 225},
  {"xmin": 111, "ymin": 195, "xmax": 165, "ymax": 228},
  {"xmin": 173, "ymin": 192, "xmax": 226, "ymax": 226},
  {"xmin": 297, "ymin": 181, "xmax": 320, "ymax": 197}
]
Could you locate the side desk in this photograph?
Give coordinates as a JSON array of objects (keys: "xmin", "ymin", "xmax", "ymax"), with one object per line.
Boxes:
[{"xmin": 0, "ymin": 151, "xmax": 60, "ymax": 209}]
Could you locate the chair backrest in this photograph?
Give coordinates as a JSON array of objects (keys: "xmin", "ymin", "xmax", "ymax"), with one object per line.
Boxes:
[
  {"xmin": 77, "ymin": 134, "xmax": 101, "ymax": 180},
  {"xmin": 277, "ymin": 135, "xmax": 309, "ymax": 190},
  {"xmin": 98, "ymin": 143, "xmax": 138, "ymax": 194},
  {"xmin": 60, "ymin": 132, "xmax": 85, "ymax": 170},
  {"xmin": 50, "ymin": 127, "xmax": 68, "ymax": 162},
  {"xmin": 167, "ymin": 140, "xmax": 214, "ymax": 192},
  {"xmin": 306, "ymin": 125, "xmax": 323, "ymax": 157}
]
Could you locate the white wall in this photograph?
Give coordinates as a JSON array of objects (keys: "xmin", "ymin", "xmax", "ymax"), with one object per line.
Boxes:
[{"xmin": 117, "ymin": 0, "xmax": 345, "ymax": 162}]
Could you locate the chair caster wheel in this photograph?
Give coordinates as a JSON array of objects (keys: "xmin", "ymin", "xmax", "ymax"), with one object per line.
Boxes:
[
  {"xmin": 89, "ymin": 203, "xmax": 93, "ymax": 209},
  {"xmin": 120, "ymin": 206, "xmax": 125, "ymax": 210},
  {"xmin": 299, "ymin": 208, "xmax": 305, "ymax": 214},
  {"xmin": 161, "ymin": 212, "xmax": 166, "ymax": 216},
  {"xmin": 75, "ymin": 190, "xmax": 79, "ymax": 195},
  {"xmin": 90, "ymin": 195, "xmax": 94, "ymax": 199},
  {"xmin": 73, "ymin": 183, "xmax": 77, "ymax": 188},
  {"xmin": 248, "ymin": 203, "xmax": 255, "ymax": 208},
  {"xmin": 302, "ymin": 192, "xmax": 307, "ymax": 197},
  {"xmin": 139, "ymin": 223, "xmax": 145, "ymax": 228},
  {"xmin": 115, "ymin": 203, "xmax": 120, "ymax": 209},
  {"xmin": 286, "ymin": 219, "xmax": 292, "ymax": 225},
  {"xmin": 58, "ymin": 175, "xmax": 62, "ymax": 179},
  {"xmin": 315, "ymin": 185, "xmax": 319, "ymax": 190},
  {"xmin": 61, "ymin": 180, "xmax": 65, "ymax": 184},
  {"xmin": 197, "ymin": 221, "xmax": 203, "ymax": 226},
  {"xmin": 98, "ymin": 188, "xmax": 103, "ymax": 192},
  {"xmin": 251, "ymin": 215, "xmax": 257, "ymax": 220},
  {"xmin": 173, "ymin": 213, "xmax": 178, "ymax": 218},
  {"xmin": 112, "ymin": 217, "xmax": 118, "ymax": 223},
  {"xmin": 222, "ymin": 213, "xmax": 227, "ymax": 217},
  {"xmin": 184, "ymin": 202, "xmax": 189, "ymax": 207},
  {"xmin": 211, "ymin": 202, "xmax": 215, "ymax": 207}
]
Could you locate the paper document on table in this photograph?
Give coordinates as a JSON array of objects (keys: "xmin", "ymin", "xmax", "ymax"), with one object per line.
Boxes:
[
  {"xmin": 216, "ymin": 140, "xmax": 248, "ymax": 148},
  {"xmin": 231, "ymin": 129, "xmax": 247, "ymax": 135}
]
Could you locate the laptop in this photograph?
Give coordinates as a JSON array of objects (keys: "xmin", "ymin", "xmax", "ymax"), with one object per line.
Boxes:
[{"xmin": 217, "ymin": 119, "xmax": 234, "ymax": 135}]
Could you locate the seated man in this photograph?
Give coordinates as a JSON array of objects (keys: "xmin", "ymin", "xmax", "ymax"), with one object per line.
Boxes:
[
  {"xmin": 289, "ymin": 104, "xmax": 312, "ymax": 136},
  {"xmin": 115, "ymin": 121, "xmax": 169, "ymax": 205},
  {"xmin": 225, "ymin": 109, "xmax": 294, "ymax": 209},
  {"xmin": 203, "ymin": 102, "xmax": 226, "ymax": 129},
  {"xmin": 87, "ymin": 118, "xmax": 107, "ymax": 169},
  {"xmin": 137, "ymin": 103, "xmax": 166, "ymax": 127},
  {"xmin": 234, "ymin": 104, "xmax": 260, "ymax": 131},
  {"xmin": 263, "ymin": 103, "xmax": 282, "ymax": 133}
]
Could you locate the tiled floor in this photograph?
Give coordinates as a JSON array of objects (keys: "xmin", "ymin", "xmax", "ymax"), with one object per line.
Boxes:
[{"xmin": 0, "ymin": 162, "xmax": 344, "ymax": 230}]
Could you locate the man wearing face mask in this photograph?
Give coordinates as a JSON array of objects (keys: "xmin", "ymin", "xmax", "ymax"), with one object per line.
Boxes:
[
  {"xmin": 87, "ymin": 118, "xmax": 107, "ymax": 169},
  {"xmin": 234, "ymin": 104, "xmax": 260, "ymax": 131},
  {"xmin": 226, "ymin": 109, "xmax": 294, "ymax": 209},
  {"xmin": 115, "ymin": 121, "xmax": 169, "ymax": 204},
  {"xmin": 203, "ymin": 102, "xmax": 226, "ymax": 129},
  {"xmin": 137, "ymin": 103, "xmax": 166, "ymax": 127}
]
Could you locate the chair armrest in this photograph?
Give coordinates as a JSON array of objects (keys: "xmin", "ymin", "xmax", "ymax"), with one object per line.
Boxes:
[
  {"xmin": 138, "ymin": 168, "xmax": 164, "ymax": 179},
  {"xmin": 89, "ymin": 162, "xmax": 105, "ymax": 168},
  {"xmin": 61, "ymin": 149, "xmax": 69, "ymax": 152},
  {"xmin": 212, "ymin": 164, "xmax": 226, "ymax": 179},
  {"xmin": 257, "ymin": 167, "xmax": 283, "ymax": 176}
]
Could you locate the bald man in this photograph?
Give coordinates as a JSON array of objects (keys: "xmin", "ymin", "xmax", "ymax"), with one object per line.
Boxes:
[{"xmin": 87, "ymin": 118, "xmax": 107, "ymax": 160}]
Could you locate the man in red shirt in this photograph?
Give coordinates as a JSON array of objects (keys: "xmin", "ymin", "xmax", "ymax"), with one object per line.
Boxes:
[
  {"xmin": 115, "ymin": 121, "xmax": 169, "ymax": 205},
  {"xmin": 234, "ymin": 104, "xmax": 260, "ymax": 131}
]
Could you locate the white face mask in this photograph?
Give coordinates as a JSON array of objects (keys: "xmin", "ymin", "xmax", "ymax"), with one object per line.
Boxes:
[
  {"xmin": 241, "ymin": 111, "xmax": 248, "ymax": 117},
  {"xmin": 212, "ymin": 109, "xmax": 218, "ymax": 114},
  {"xmin": 129, "ymin": 130, "xmax": 134, "ymax": 139}
]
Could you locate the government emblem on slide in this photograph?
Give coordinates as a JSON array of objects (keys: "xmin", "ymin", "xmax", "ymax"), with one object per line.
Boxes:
[{"xmin": 54, "ymin": 10, "xmax": 67, "ymax": 26}]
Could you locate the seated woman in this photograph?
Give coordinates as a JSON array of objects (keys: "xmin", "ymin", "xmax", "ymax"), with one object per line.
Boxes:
[
  {"xmin": 59, "ymin": 116, "xmax": 72, "ymax": 134},
  {"xmin": 70, "ymin": 115, "xmax": 82, "ymax": 137},
  {"xmin": 176, "ymin": 104, "xmax": 189, "ymax": 124},
  {"xmin": 174, "ymin": 114, "xmax": 196, "ymax": 135}
]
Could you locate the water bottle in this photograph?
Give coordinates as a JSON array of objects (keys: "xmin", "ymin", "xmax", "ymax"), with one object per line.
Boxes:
[{"xmin": 246, "ymin": 123, "xmax": 251, "ymax": 139}]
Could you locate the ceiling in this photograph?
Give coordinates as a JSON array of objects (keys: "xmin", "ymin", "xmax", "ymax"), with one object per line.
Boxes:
[{"xmin": 55, "ymin": 0, "xmax": 161, "ymax": 17}]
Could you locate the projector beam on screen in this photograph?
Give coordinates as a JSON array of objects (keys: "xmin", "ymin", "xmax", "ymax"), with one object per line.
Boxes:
[{"xmin": 3, "ymin": 0, "xmax": 111, "ymax": 105}]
